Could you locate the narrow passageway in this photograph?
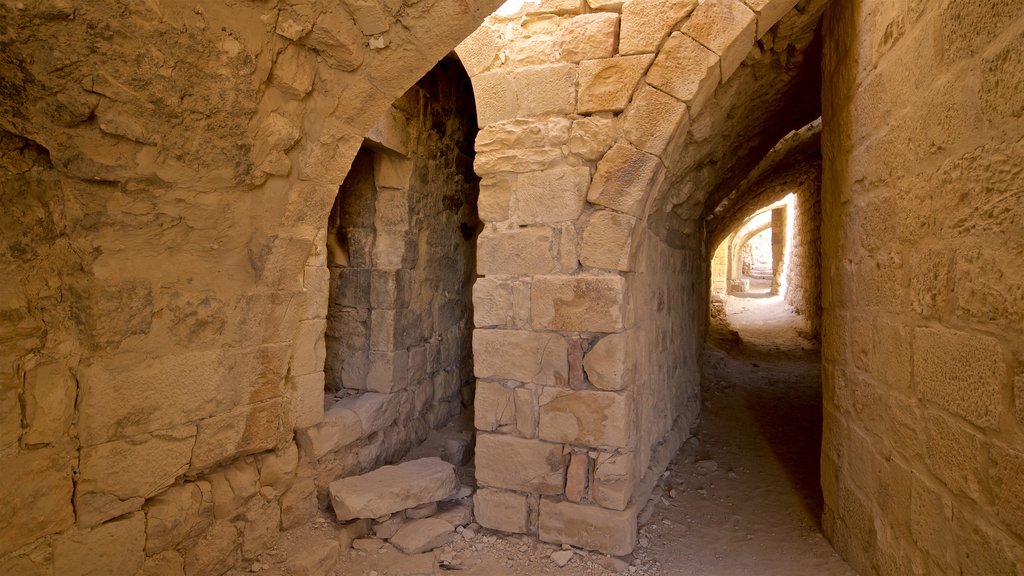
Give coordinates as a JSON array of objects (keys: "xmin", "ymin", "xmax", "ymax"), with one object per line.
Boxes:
[{"xmin": 633, "ymin": 295, "xmax": 854, "ymax": 576}]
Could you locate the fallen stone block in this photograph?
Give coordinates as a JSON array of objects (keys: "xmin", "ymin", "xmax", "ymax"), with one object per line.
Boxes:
[
  {"xmin": 329, "ymin": 457, "xmax": 456, "ymax": 521},
  {"xmin": 389, "ymin": 518, "xmax": 455, "ymax": 554},
  {"xmin": 434, "ymin": 500, "xmax": 474, "ymax": 527}
]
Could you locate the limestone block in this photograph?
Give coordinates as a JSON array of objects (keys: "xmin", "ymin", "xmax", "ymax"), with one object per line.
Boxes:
[
  {"xmin": 646, "ymin": 32, "xmax": 721, "ymax": 116},
  {"xmin": 577, "ymin": 55, "xmax": 655, "ymax": 114},
  {"xmin": 591, "ymin": 451, "xmax": 636, "ymax": 510},
  {"xmin": 477, "ymin": 226, "xmax": 558, "ymax": 276},
  {"xmin": 472, "ymin": 71, "xmax": 519, "ymax": 127},
  {"xmin": 512, "ymin": 167, "xmax": 591, "ymax": 224},
  {"xmin": 475, "ymin": 380, "xmax": 516, "ymax": 432},
  {"xmin": 344, "ymin": 392, "xmax": 400, "ymax": 436},
  {"xmin": 622, "ymin": 83, "xmax": 690, "ymax": 157},
  {"xmin": 370, "ymin": 309, "xmax": 397, "ymax": 350},
  {"xmin": 190, "ymin": 398, "xmax": 291, "ymax": 473},
  {"xmin": 539, "ymin": 499, "xmax": 637, "ymax": 555},
  {"xmin": 570, "ymin": 115, "xmax": 618, "ymax": 161},
  {"xmin": 584, "ymin": 331, "xmax": 634, "ymax": 390},
  {"xmin": 914, "ymin": 327, "xmax": 1004, "ymax": 429},
  {"xmin": 473, "ymin": 329, "xmax": 568, "ymax": 385},
  {"xmin": 290, "ymin": 371, "xmax": 326, "ymax": 430},
  {"xmin": 291, "ymin": 318, "xmax": 328, "ymax": 377},
  {"xmin": 514, "ymin": 64, "xmax": 577, "ymax": 116},
  {"xmin": 989, "ymin": 443, "xmax": 1024, "ymax": 540},
  {"xmin": 303, "ymin": 8, "xmax": 364, "ymax": 71},
  {"xmin": 474, "ymin": 488, "xmax": 529, "ymax": 534},
  {"xmin": 366, "ymin": 350, "xmax": 409, "ymax": 393},
  {"xmin": 456, "ymin": 24, "xmax": 501, "ymax": 75},
  {"xmin": 53, "ymin": 512, "xmax": 145, "ymax": 576},
  {"xmin": 296, "ymin": 402, "xmax": 364, "ymax": 459},
  {"xmin": 923, "ymin": 411, "xmax": 983, "ymax": 499},
  {"xmin": 145, "ymin": 482, "xmax": 213, "ymax": 555},
  {"xmin": 514, "ymin": 387, "xmax": 539, "ymax": 437},
  {"xmin": 679, "ymin": 0, "xmax": 756, "ymax": 81},
  {"xmin": 580, "ymin": 210, "xmax": 637, "ymax": 271},
  {"xmin": 0, "ymin": 447, "xmax": 75, "ymax": 556},
  {"xmin": 0, "ymin": 542, "xmax": 52, "ymax": 576},
  {"xmin": 909, "ymin": 474, "xmax": 957, "ymax": 573},
  {"xmin": 346, "ymin": 0, "xmax": 390, "ymax": 35},
  {"xmin": 525, "ymin": 0, "xmax": 585, "ymax": 15},
  {"xmin": 207, "ymin": 459, "xmax": 260, "ymax": 520},
  {"xmin": 270, "ymin": 45, "xmax": 316, "ymax": 99},
  {"xmin": 587, "ymin": 0, "xmax": 623, "ymax": 8},
  {"xmin": 620, "ymin": 0, "xmax": 697, "ymax": 55},
  {"xmin": 565, "ymin": 452, "xmax": 589, "ymax": 502},
  {"xmin": 474, "ymin": 277, "xmax": 514, "ymax": 327},
  {"xmin": 743, "ymin": 0, "xmax": 800, "ymax": 37},
  {"xmin": 78, "ymin": 425, "xmax": 195, "ymax": 526},
  {"xmin": 22, "ymin": 361, "xmax": 76, "ymax": 445},
  {"xmin": 559, "ymin": 222, "xmax": 581, "ymax": 273},
  {"xmin": 182, "ymin": 520, "xmax": 239, "ymax": 576},
  {"xmin": 475, "ymin": 146, "xmax": 567, "ymax": 174},
  {"xmin": 138, "ymin": 551, "xmax": 185, "ymax": 576},
  {"xmin": 531, "ymin": 275, "xmax": 625, "ymax": 333},
  {"xmin": 280, "ymin": 477, "xmax": 317, "ymax": 530},
  {"xmin": 539, "ymin": 389, "xmax": 631, "ymax": 448},
  {"xmin": 587, "ymin": 141, "xmax": 661, "ymax": 216},
  {"xmin": 477, "ymin": 117, "xmax": 573, "ymax": 153},
  {"xmin": 560, "ymin": 13, "xmax": 619, "ymax": 62},
  {"xmin": 478, "ymin": 175, "xmax": 515, "ymax": 222},
  {"xmin": 329, "ymin": 457, "xmax": 456, "ymax": 521},
  {"xmin": 390, "ymin": 518, "xmax": 455, "ymax": 554},
  {"xmin": 475, "ymin": 433, "xmax": 566, "ymax": 494}
]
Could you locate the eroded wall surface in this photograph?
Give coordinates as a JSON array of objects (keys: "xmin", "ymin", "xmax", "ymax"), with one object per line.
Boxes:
[
  {"xmin": 0, "ymin": 0, "xmax": 499, "ymax": 572},
  {"xmin": 821, "ymin": 1, "xmax": 1024, "ymax": 573},
  {"xmin": 785, "ymin": 178, "xmax": 821, "ymax": 337}
]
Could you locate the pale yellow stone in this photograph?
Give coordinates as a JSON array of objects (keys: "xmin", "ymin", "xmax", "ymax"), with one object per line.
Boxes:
[
  {"xmin": 560, "ymin": 13, "xmax": 619, "ymax": 62},
  {"xmin": 478, "ymin": 174, "xmax": 516, "ymax": 223},
  {"xmin": 539, "ymin": 499, "xmax": 637, "ymax": 555},
  {"xmin": 914, "ymin": 327, "xmax": 1004, "ymax": 429},
  {"xmin": 619, "ymin": 0, "xmax": 697, "ymax": 55},
  {"xmin": 679, "ymin": 0, "xmax": 756, "ymax": 81},
  {"xmin": 538, "ymin": 388, "xmax": 632, "ymax": 448},
  {"xmin": 570, "ymin": 114, "xmax": 618, "ymax": 161},
  {"xmin": 622, "ymin": 83, "xmax": 690, "ymax": 157},
  {"xmin": 473, "ymin": 329, "xmax": 568, "ymax": 385},
  {"xmin": 475, "ymin": 488, "xmax": 529, "ymax": 534},
  {"xmin": 270, "ymin": 45, "xmax": 317, "ymax": 99},
  {"xmin": 475, "ymin": 380, "xmax": 517, "ymax": 431},
  {"xmin": 477, "ymin": 226, "xmax": 558, "ymax": 276},
  {"xmin": 512, "ymin": 167, "xmax": 591, "ymax": 224},
  {"xmin": 473, "ymin": 276, "xmax": 515, "ymax": 327},
  {"xmin": 646, "ymin": 32, "xmax": 721, "ymax": 116},
  {"xmin": 206, "ymin": 459, "xmax": 260, "ymax": 520},
  {"xmin": 190, "ymin": 399, "xmax": 290, "ymax": 473},
  {"xmin": 591, "ymin": 451, "xmax": 636, "ymax": 510},
  {"xmin": 145, "ymin": 482, "xmax": 214, "ymax": 555},
  {"xmin": 514, "ymin": 386, "xmax": 539, "ymax": 437},
  {"xmin": 584, "ymin": 331, "xmax": 634, "ymax": 390},
  {"xmin": 472, "ymin": 71, "xmax": 519, "ymax": 127},
  {"xmin": 456, "ymin": 24, "xmax": 502, "ymax": 75},
  {"xmin": 532, "ymin": 275, "xmax": 626, "ymax": 333},
  {"xmin": 295, "ymin": 402, "xmax": 363, "ymax": 459},
  {"xmin": 476, "ymin": 433, "xmax": 566, "ymax": 494},
  {"xmin": 514, "ymin": 64, "xmax": 577, "ymax": 116},
  {"xmin": 477, "ymin": 117, "xmax": 572, "ymax": 153},
  {"xmin": 580, "ymin": 210, "xmax": 637, "ymax": 271},
  {"xmin": 742, "ymin": 0, "xmax": 800, "ymax": 37},
  {"xmin": 577, "ymin": 55, "xmax": 655, "ymax": 114},
  {"xmin": 587, "ymin": 141, "xmax": 662, "ymax": 216}
]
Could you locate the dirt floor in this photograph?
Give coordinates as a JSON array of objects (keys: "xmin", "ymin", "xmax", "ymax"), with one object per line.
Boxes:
[{"xmin": 246, "ymin": 294, "xmax": 855, "ymax": 576}]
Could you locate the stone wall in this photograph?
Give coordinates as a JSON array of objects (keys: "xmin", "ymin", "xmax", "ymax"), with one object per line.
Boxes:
[
  {"xmin": 785, "ymin": 175, "xmax": 821, "ymax": 337},
  {"xmin": 0, "ymin": 0, "xmax": 500, "ymax": 572},
  {"xmin": 821, "ymin": 0, "xmax": 1024, "ymax": 573}
]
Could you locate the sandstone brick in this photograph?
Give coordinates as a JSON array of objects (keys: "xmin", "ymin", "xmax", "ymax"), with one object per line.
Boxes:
[
  {"xmin": 620, "ymin": 0, "xmax": 697, "ymax": 55},
  {"xmin": 577, "ymin": 55, "xmax": 655, "ymax": 114},
  {"xmin": 558, "ymin": 222, "xmax": 581, "ymax": 273},
  {"xmin": 472, "ymin": 71, "xmax": 519, "ymax": 127},
  {"xmin": 283, "ymin": 535, "xmax": 339, "ymax": 576},
  {"xmin": 473, "ymin": 277, "xmax": 514, "ymax": 327},
  {"xmin": 957, "ymin": 515, "xmax": 1023, "ymax": 576},
  {"xmin": 475, "ymin": 146, "xmax": 567, "ymax": 174},
  {"xmin": 560, "ymin": 13, "xmax": 620, "ymax": 62},
  {"xmin": 622, "ymin": 83, "xmax": 690, "ymax": 157},
  {"xmin": 53, "ymin": 512, "xmax": 145, "ymax": 576},
  {"xmin": 145, "ymin": 482, "xmax": 213, "ymax": 555},
  {"xmin": 565, "ymin": 452, "xmax": 589, "ymax": 502},
  {"xmin": 456, "ymin": 24, "xmax": 501, "ymax": 75},
  {"xmin": 473, "ymin": 329, "xmax": 568, "ymax": 385},
  {"xmin": 539, "ymin": 499, "xmax": 637, "ymax": 555},
  {"xmin": 476, "ymin": 117, "xmax": 572, "ymax": 153},
  {"xmin": 78, "ymin": 425, "xmax": 195, "ymax": 526},
  {"xmin": 0, "ymin": 447, "xmax": 75, "ymax": 556},
  {"xmin": 569, "ymin": 115, "xmax": 618, "ymax": 162},
  {"xmin": 477, "ymin": 226, "xmax": 558, "ymax": 276},
  {"xmin": 240, "ymin": 499, "xmax": 281, "ymax": 559},
  {"xmin": 21, "ymin": 361, "xmax": 76, "ymax": 445},
  {"xmin": 303, "ymin": 7, "xmax": 364, "ymax": 71},
  {"xmin": 591, "ymin": 451, "xmax": 636, "ymax": 510},
  {"xmin": 908, "ymin": 474, "xmax": 957, "ymax": 573},
  {"xmin": 346, "ymin": 0, "xmax": 389, "ymax": 35},
  {"xmin": 475, "ymin": 380, "xmax": 517, "ymax": 432},
  {"xmin": 329, "ymin": 458, "xmax": 456, "ymax": 521},
  {"xmin": 512, "ymin": 167, "xmax": 591, "ymax": 224},
  {"xmin": 514, "ymin": 386, "xmax": 539, "ymax": 437},
  {"xmin": 539, "ymin": 389, "xmax": 632, "ymax": 448},
  {"xmin": 990, "ymin": 443, "xmax": 1024, "ymax": 541},
  {"xmin": 580, "ymin": 210, "xmax": 637, "ymax": 271},
  {"xmin": 475, "ymin": 488, "xmax": 529, "ymax": 534},
  {"xmin": 531, "ymin": 275, "xmax": 626, "ymax": 333},
  {"xmin": 476, "ymin": 433, "xmax": 566, "ymax": 494},
  {"xmin": 290, "ymin": 371, "xmax": 326, "ymax": 429},
  {"xmin": 190, "ymin": 399, "xmax": 290, "ymax": 472},
  {"xmin": 923, "ymin": 411, "xmax": 983, "ymax": 500},
  {"xmin": 587, "ymin": 141, "xmax": 662, "ymax": 217},
  {"xmin": 478, "ymin": 174, "xmax": 515, "ymax": 222},
  {"xmin": 514, "ymin": 64, "xmax": 577, "ymax": 116},
  {"xmin": 389, "ymin": 518, "xmax": 455, "ymax": 553},
  {"xmin": 914, "ymin": 327, "xmax": 1004, "ymax": 429},
  {"xmin": 646, "ymin": 32, "xmax": 721, "ymax": 116},
  {"xmin": 680, "ymin": 0, "xmax": 756, "ymax": 81},
  {"xmin": 366, "ymin": 349, "xmax": 408, "ymax": 393},
  {"xmin": 296, "ymin": 402, "xmax": 363, "ymax": 459},
  {"xmin": 583, "ymin": 331, "xmax": 634, "ymax": 390},
  {"xmin": 1016, "ymin": 368, "xmax": 1024, "ymax": 428},
  {"xmin": 742, "ymin": 0, "xmax": 801, "ymax": 37}
]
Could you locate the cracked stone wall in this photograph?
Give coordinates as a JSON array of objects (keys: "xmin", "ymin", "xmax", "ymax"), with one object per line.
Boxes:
[
  {"xmin": 0, "ymin": 0, "xmax": 499, "ymax": 572},
  {"xmin": 821, "ymin": 0, "xmax": 1024, "ymax": 573}
]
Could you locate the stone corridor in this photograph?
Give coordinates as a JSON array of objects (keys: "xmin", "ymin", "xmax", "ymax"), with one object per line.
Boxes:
[{"xmin": 1, "ymin": 0, "xmax": 1022, "ymax": 574}]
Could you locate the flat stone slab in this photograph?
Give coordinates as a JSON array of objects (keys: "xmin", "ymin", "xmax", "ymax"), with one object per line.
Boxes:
[
  {"xmin": 329, "ymin": 457, "xmax": 456, "ymax": 521},
  {"xmin": 389, "ymin": 518, "xmax": 455, "ymax": 554}
]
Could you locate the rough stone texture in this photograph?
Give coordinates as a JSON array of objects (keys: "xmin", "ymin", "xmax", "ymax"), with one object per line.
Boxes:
[
  {"xmin": 53, "ymin": 513, "xmax": 146, "ymax": 576},
  {"xmin": 478, "ymin": 226, "xmax": 559, "ymax": 275},
  {"xmin": 329, "ymin": 458, "xmax": 457, "ymax": 521},
  {"xmin": 646, "ymin": 32, "xmax": 721, "ymax": 116},
  {"xmin": 580, "ymin": 210, "xmax": 637, "ymax": 271},
  {"xmin": 475, "ymin": 488, "xmax": 529, "ymax": 534},
  {"xmin": 538, "ymin": 389, "xmax": 632, "ymax": 448},
  {"xmin": 560, "ymin": 13, "xmax": 620, "ymax": 62},
  {"xmin": 539, "ymin": 499, "xmax": 637, "ymax": 555},
  {"xmin": 679, "ymin": 0, "xmax": 756, "ymax": 81},
  {"xmin": 389, "ymin": 518, "xmax": 455, "ymax": 553},
  {"xmin": 620, "ymin": 0, "xmax": 698, "ymax": 55},
  {"xmin": 475, "ymin": 433, "xmax": 567, "ymax": 495},
  {"xmin": 914, "ymin": 327, "xmax": 1004, "ymax": 429},
  {"xmin": 622, "ymin": 84, "xmax": 690, "ymax": 158},
  {"xmin": 583, "ymin": 332, "xmax": 634, "ymax": 390},
  {"xmin": 588, "ymin": 141, "xmax": 663, "ymax": 217},
  {"xmin": 578, "ymin": 55, "xmax": 655, "ymax": 114},
  {"xmin": 512, "ymin": 167, "xmax": 591, "ymax": 224},
  {"xmin": 531, "ymin": 276, "xmax": 626, "ymax": 333},
  {"xmin": 0, "ymin": 448, "xmax": 75, "ymax": 556},
  {"xmin": 473, "ymin": 329, "xmax": 568, "ymax": 385}
]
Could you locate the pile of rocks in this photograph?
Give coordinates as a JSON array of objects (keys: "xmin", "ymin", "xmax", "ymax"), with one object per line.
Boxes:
[{"xmin": 329, "ymin": 457, "xmax": 474, "ymax": 555}]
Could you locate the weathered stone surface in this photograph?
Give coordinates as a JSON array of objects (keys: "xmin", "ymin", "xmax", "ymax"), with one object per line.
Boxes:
[
  {"xmin": 592, "ymin": 451, "xmax": 636, "ymax": 510},
  {"xmin": 680, "ymin": 0, "xmax": 756, "ymax": 81},
  {"xmin": 190, "ymin": 399, "xmax": 290, "ymax": 472},
  {"xmin": 270, "ymin": 45, "xmax": 317, "ymax": 99},
  {"xmin": 473, "ymin": 277, "xmax": 515, "ymax": 328},
  {"xmin": 284, "ymin": 535, "xmax": 339, "ymax": 576},
  {"xmin": 239, "ymin": 499, "xmax": 281, "ymax": 559},
  {"xmin": 622, "ymin": 83, "xmax": 690, "ymax": 157},
  {"xmin": 620, "ymin": 0, "xmax": 698, "ymax": 55},
  {"xmin": 182, "ymin": 521, "xmax": 239, "ymax": 576},
  {"xmin": 0, "ymin": 448, "xmax": 75, "ymax": 556},
  {"xmin": 207, "ymin": 459, "xmax": 260, "ymax": 520},
  {"xmin": 565, "ymin": 452, "xmax": 589, "ymax": 502},
  {"xmin": 584, "ymin": 332, "xmax": 634, "ymax": 390},
  {"xmin": 53, "ymin": 512, "xmax": 146, "ymax": 576},
  {"xmin": 472, "ymin": 71, "xmax": 519, "ymax": 127},
  {"xmin": 578, "ymin": 55, "xmax": 655, "ymax": 114},
  {"xmin": 145, "ymin": 482, "xmax": 213, "ymax": 555},
  {"xmin": 514, "ymin": 64, "xmax": 577, "ymax": 116},
  {"xmin": 475, "ymin": 380, "xmax": 517, "ymax": 431},
  {"xmin": 988, "ymin": 443, "xmax": 1024, "ymax": 540},
  {"xmin": 257, "ymin": 442, "xmax": 300, "ymax": 493},
  {"xmin": 580, "ymin": 210, "xmax": 637, "ymax": 271},
  {"xmin": 22, "ymin": 361, "xmax": 76, "ymax": 445},
  {"xmin": 512, "ymin": 167, "xmax": 591, "ymax": 224},
  {"xmin": 389, "ymin": 518, "xmax": 455, "ymax": 553},
  {"xmin": 456, "ymin": 24, "xmax": 501, "ymax": 75},
  {"xmin": 329, "ymin": 458, "xmax": 456, "ymax": 521},
  {"xmin": 588, "ymin": 141, "xmax": 662, "ymax": 217},
  {"xmin": 914, "ymin": 327, "xmax": 1004, "ymax": 429},
  {"xmin": 406, "ymin": 501, "xmax": 438, "ymax": 519},
  {"xmin": 138, "ymin": 551, "xmax": 186, "ymax": 576},
  {"xmin": 476, "ymin": 433, "xmax": 566, "ymax": 494},
  {"xmin": 373, "ymin": 514, "xmax": 405, "ymax": 538},
  {"xmin": 515, "ymin": 386, "xmax": 539, "ymax": 437},
  {"xmin": 539, "ymin": 500, "xmax": 637, "ymax": 555},
  {"xmin": 560, "ymin": 13, "xmax": 620, "ymax": 62},
  {"xmin": 531, "ymin": 275, "xmax": 626, "ymax": 332},
  {"xmin": 477, "ymin": 226, "xmax": 558, "ymax": 275},
  {"xmin": 434, "ymin": 500, "xmax": 474, "ymax": 527},
  {"xmin": 646, "ymin": 32, "xmax": 721, "ymax": 116},
  {"xmin": 477, "ymin": 117, "xmax": 572, "ymax": 153},
  {"xmin": 478, "ymin": 174, "xmax": 516, "ymax": 223},
  {"xmin": 570, "ymin": 115, "xmax": 618, "ymax": 161},
  {"xmin": 742, "ymin": 0, "xmax": 800, "ymax": 37},
  {"xmin": 473, "ymin": 329, "xmax": 568, "ymax": 385},
  {"xmin": 539, "ymin": 389, "xmax": 632, "ymax": 448},
  {"xmin": 475, "ymin": 488, "xmax": 529, "ymax": 534}
]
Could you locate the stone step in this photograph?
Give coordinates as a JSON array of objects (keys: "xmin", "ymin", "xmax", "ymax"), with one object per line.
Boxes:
[{"xmin": 329, "ymin": 457, "xmax": 457, "ymax": 521}]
